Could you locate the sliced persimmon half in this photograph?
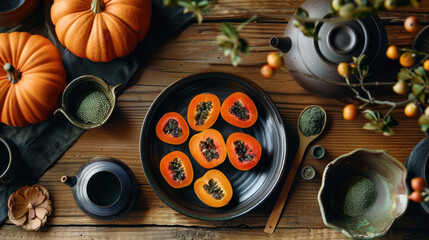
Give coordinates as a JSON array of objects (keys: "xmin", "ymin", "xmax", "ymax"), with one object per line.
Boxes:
[
  {"xmin": 194, "ymin": 169, "xmax": 233, "ymax": 208},
  {"xmin": 189, "ymin": 129, "xmax": 226, "ymax": 169},
  {"xmin": 221, "ymin": 92, "xmax": 258, "ymax": 128},
  {"xmin": 187, "ymin": 93, "xmax": 220, "ymax": 131},
  {"xmin": 156, "ymin": 112, "xmax": 189, "ymax": 145},
  {"xmin": 160, "ymin": 151, "xmax": 193, "ymax": 188},
  {"xmin": 226, "ymin": 132, "xmax": 262, "ymax": 171}
]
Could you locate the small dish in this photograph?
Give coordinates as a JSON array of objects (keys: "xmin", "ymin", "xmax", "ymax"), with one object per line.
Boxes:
[
  {"xmin": 318, "ymin": 148, "xmax": 408, "ymax": 239},
  {"xmin": 55, "ymin": 75, "xmax": 122, "ymax": 129},
  {"xmin": 311, "ymin": 145, "xmax": 325, "ymax": 159}
]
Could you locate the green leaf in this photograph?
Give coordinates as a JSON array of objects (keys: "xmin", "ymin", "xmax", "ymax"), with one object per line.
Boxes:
[
  {"xmin": 220, "ymin": 22, "xmax": 238, "ymax": 39},
  {"xmin": 397, "ymin": 70, "xmax": 412, "ymax": 81},
  {"xmin": 422, "ymin": 123, "xmax": 429, "ymax": 132},
  {"xmin": 385, "ymin": 115, "xmax": 398, "ymax": 127},
  {"xmin": 238, "ymin": 38, "xmax": 249, "ymax": 54},
  {"xmin": 196, "ymin": 12, "xmax": 203, "ymax": 24},
  {"xmin": 356, "ymin": 54, "xmax": 366, "ymax": 66},
  {"xmin": 295, "ymin": 8, "xmax": 309, "ymax": 18},
  {"xmin": 418, "ymin": 93, "xmax": 426, "ymax": 104},
  {"xmin": 363, "ymin": 122, "xmax": 378, "ymax": 130},
  {"xmin": 198, "ymin": 0, "xmax": 210, "ymax": 6},
  {"xmin": 412, "ymin": 84, "xmax": 425, "ymax": 96},
  {"xmin": 384, "ymin": 114, "xmax": 391, "ymax": 123},
  {"xmin": 414, "ymin": 66, "xmax": 426, "ymax": 77},
  {"xmin": 363, "ymin": 109, "xmax": 377, "ymax": 121},
  {"xmin": 411, "ymin": 75, "xmax": 425, "ymax": 85},
  {"xmin": 178, "ymin": 1, "xmax": 194, "ymax": 10},
  {"xmin": 236, "ymin": 15, "xmax": 257, "ymax": 32},
  {"xmin": 382, "ymin": 127, "xmax": 394, "ymax": 136}
]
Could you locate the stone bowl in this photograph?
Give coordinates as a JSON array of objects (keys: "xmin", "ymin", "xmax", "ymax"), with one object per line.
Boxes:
[
  {"xmin": 318, "ymin": 148, "xmax": 408, "ymax": 239},
  {"xmin": 55, "ymin": 75, "xmax": 122, "ymax": 129}
]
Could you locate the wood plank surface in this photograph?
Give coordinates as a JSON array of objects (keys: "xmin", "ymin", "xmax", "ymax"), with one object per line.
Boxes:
[{"xmin": 3, "ymin": 0, "xmax": 429, "ymax": 239}]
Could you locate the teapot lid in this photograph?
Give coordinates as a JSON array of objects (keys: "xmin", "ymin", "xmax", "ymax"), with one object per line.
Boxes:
[
  {"xmin": 317, "ymin": 20, "xmax": 368, "ymax": 64},
  {"xmin": 297, "ymin": 14, "xmax": 386, "ymax": 83},
  {"xmin": 281, "ymin": 0, "xmax": 387, "ymax": 98}
]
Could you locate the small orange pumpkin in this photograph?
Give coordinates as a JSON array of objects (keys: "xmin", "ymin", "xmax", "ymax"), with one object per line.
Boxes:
[
  {"xmin": 194, "ymin": 169, "xmax": 233, "ymax": 208},
  {"xmin": 0, "ymin": 32, "xmax": 66, "ymax": 127},
  {"xmin": 189, "ymin": 129, "xmax": 227, "ymax": 169},
  {"xmin": 51, "ymin": 0, "xmax": 152, "ymax": 62},
  {"xmin": 160, "ymin": 151, "xmax": 193, "ymax": 188}
]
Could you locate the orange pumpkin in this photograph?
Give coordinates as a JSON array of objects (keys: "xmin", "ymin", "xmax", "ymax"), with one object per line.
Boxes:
[
  {"xmin": 189, "ymin": 129, "xmax": 227, "ymax": 169},
  {"xmin": 160, "ymin": 151, "xmax": 194, "ymax": 188},
  {"xmin": 156, "ymin": 112, "xmax": 189, "ymax": 145},
  {"xmin": 187, "ymin": 93, "xmax": 220, "ymax": 131},
  {"xmin": 221, "ymin": 92, "xmax": 258, "ymax": 128},
  {"xmin": 0, "ymin": 32, "xmax": 66, "ymax": 127},
  {"xmin": 50, "ymin": 0, "xmax": 152, "ymax": 62},
  {"xmin": 194, "ymin": 169, "xmax": 233, "ymax": 208},
  {"xmin": 226, "ymin": 132, "xmax": 262, "ymax": 171}
]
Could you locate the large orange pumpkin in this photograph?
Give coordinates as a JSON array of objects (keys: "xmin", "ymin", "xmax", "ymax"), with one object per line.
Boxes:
[
  {"xmin": 50, "ymin": 0, "xmax": 152, "ymax": 62},
  {"xmin": 0, "ymin": 32, "xmax": 66, "ymax": 127}
]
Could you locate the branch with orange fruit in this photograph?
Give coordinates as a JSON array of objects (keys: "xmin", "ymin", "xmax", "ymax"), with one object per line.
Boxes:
[{"xmin": 329, "ymin": 14, "xmax": 429, "ymax": 136}]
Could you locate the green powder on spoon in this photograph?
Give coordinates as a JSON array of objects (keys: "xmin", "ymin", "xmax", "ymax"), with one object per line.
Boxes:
[
  {"xmin": 299, "ymin": 106, "xmax": 325, "ymax": 137},
  {"xmin": 339, "ymin": 175, "xmax": 377, "ymax": 217}
]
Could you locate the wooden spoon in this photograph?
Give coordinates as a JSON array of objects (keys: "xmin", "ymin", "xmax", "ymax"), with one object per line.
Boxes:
[{"xmin": 264, "ymin": 105, "xmax": 327, "ymax": 234}]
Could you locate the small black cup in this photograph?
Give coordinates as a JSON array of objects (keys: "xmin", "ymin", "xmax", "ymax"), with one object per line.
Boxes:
[{"xmin": 0, "ymin": 136, "xmax": 21, "ymax": 187}]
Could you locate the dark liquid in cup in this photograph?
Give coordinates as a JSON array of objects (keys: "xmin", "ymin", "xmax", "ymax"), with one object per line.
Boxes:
[
  {"xmin": 0, "ymin": 0, "xmax": 25, "ymax": 12},
  {"xmin": 87, "ymin": 171, "xmax": 121, "ymax": 206},
  {"xmin": 0, "ymin": 142, "xmax": 10, "ymax": 175}
]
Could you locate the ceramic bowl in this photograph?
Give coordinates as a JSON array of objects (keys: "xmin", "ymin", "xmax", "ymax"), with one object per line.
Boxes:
[
  {"xmin": 55, "ymin": 75, "xmax": 122, "ymax": 129},
  {"xmin": 318, "ymin": 148, "xmax": 408, "ymax": 239},
  {"xmin": 0, "ymin": 136, "xmax": 21, "ymax": 187},
  {"xmin": 0, "ymin": 0, "xmax": 39, "ymax": 27}
]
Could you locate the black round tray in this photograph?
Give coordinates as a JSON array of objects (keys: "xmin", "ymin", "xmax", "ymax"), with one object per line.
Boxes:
[{"xmin": 139, "ymin": 72, "xmax": 288, "ymax": 220}]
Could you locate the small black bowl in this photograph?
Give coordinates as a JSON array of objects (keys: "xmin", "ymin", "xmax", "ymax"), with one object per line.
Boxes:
[
  {"xmin": 0, "ymin": 135, "xmax": 21, "ymax": 187},
  {"xmin": 0, "ymin": 0, "xmax": 39, "ymax": 27}
]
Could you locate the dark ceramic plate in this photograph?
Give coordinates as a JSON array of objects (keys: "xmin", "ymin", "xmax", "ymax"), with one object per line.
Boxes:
[
  {"xmin": 405, "ymin": 138, "xmax": 429, "ymax": 214},
  {"xmin": 140, "ymin": 72, "xmax": 287, "ymax": 220}
]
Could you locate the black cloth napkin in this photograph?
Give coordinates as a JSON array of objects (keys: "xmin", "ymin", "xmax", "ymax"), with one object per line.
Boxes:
[{"xmin": 0, "ymin": 0, "xmax": 195, "ymax": 224}]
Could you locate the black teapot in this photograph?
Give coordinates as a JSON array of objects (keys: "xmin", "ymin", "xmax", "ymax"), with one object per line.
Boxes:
[
  {"xmin": 271, "ymin": 0, "xmax": 388, "ymax": 98},
  {"xmin": 61, "ymin": 157, "xmax": 138, "ymax": 220}
]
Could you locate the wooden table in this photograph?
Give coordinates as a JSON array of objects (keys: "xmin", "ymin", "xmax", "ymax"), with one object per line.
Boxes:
[{"xmin": 2, "ymin": 1, "xmax": 429, "ymax": 239}]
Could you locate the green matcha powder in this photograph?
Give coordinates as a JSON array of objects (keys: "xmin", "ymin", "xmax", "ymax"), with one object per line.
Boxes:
[
  {"xmin": 76, "ymin": 91, "xmax": 110, "ymax": 124},
  {"xmin": 339, "ymin": 175, "xmax": 377, "ymax": 217},
  {"xmin": 299, "ymin": 106, "xmax": 325, "ymax": 137}
]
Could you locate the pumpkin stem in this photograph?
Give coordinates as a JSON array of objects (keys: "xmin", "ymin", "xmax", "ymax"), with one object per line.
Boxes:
[
  {"xmin": 91, "ymin": 0, "xmax": 105, "ymax": 13},
  {"xmin": 3, "ymin": 63, "xmax": 21, "ymax": 84}
]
